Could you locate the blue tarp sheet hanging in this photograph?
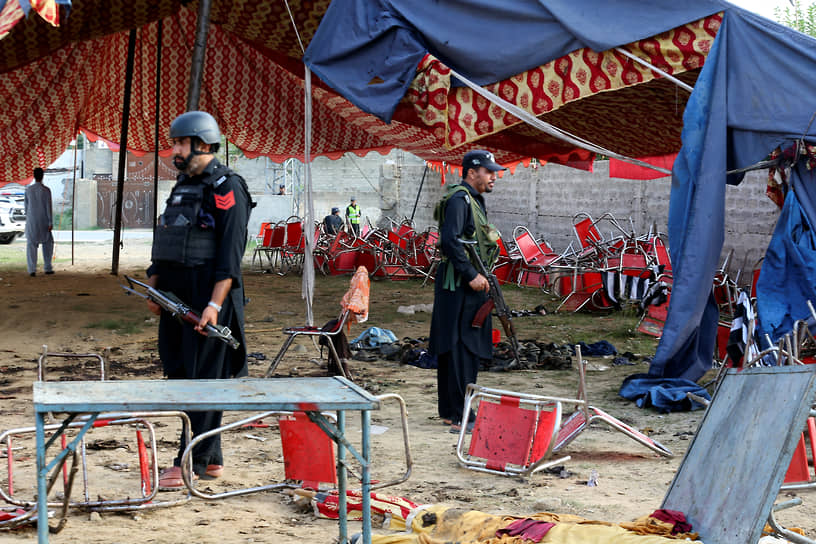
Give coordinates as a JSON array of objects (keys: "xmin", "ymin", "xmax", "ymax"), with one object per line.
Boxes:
[
  {"xmin": 757, "ymin": 168, "xmax": 816, "ymax": 342},
  {"xmin": 651, "ymin": 11, "xmax": 816, "ymax": 380},
  {"xmin": 304, "ymin": 0, "xmax": 727, "ymax": 122},
  {"xmin": 304, "ymin": 1, "xmax": 816, "ymax": 382}
]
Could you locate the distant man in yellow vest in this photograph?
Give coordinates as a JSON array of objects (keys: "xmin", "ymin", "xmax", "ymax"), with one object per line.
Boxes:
[
  {"xmin": 346, "ymin": 196, "xmax": 362, "ymax": 236},
  {"xmin": 429, "ymin": 150, "xmax": 505, "ymax": 434}
]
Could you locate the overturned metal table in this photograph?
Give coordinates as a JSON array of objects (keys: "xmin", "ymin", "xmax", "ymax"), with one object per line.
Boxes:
[{"xmin": 32, "ymin": 376, "xmax": 380, "ymax": 544}]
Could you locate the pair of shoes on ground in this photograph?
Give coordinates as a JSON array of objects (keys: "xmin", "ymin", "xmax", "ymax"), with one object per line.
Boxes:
[{"xmin": 158, "ymin": 464, "xmax": 223, "ymax": 491}]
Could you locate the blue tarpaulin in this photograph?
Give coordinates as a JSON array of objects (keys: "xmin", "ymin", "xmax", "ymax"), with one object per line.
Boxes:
[
  {"xmin": 304, "ymin": 1, "xmax": 816, "ymax": 382},
  {"xmin": 757, "ymin": 168, "xmax": 816, "ymax": 342}
]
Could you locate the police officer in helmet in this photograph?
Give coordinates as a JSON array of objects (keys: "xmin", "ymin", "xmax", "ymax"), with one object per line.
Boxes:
[{"xmin": 145, "ymin": 111, "xmax": 253, "ymax": 490}]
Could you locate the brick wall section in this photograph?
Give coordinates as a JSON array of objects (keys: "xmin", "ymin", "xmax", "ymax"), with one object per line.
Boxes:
[{"xmin": 395, "ymin": 159, "xmax": 778, "ymax": 283}]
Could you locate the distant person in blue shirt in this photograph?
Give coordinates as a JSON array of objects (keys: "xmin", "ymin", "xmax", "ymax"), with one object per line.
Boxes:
[{"xmin": 323, "ymin": 207, "xmax": 343, "ymax": 235}]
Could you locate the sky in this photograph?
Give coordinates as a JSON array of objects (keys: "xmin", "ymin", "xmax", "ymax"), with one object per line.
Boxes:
[{"xmin": 727, "ymin": 0, "xmax": 797, "ymax": 20}]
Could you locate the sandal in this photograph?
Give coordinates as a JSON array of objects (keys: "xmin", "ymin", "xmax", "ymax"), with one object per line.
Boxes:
[
  {"xmin": 158, "ymin": 466, "xmax": 197, "ymax": 491},
  {"xmin": 204, "ymin": 464, "xmax": 224, "ymax": 479}
]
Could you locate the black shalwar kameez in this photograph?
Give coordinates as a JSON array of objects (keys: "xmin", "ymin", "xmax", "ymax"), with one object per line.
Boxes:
[
  {"xmin": 429, "ymin": 183, "xmax": 492, "ymax": 425},
  {"xmin": 147, "ymin": 158, "xmax": 250, "ymax": 475}
]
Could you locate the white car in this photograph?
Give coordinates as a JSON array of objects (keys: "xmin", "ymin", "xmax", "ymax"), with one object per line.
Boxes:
[{"xmin": 0, "ymin": 192, "xmax": 25, "ymax": 244}]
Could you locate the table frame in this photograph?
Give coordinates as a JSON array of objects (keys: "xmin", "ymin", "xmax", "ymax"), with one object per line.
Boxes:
[{"xmin": 32, "ymin": 376, "xmax": 379, "ymax": 544}]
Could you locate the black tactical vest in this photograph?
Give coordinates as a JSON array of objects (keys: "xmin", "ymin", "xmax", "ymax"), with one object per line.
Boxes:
[{"xmin": 151, "ymin": 172, "xmax": 222, "ymax": 266}]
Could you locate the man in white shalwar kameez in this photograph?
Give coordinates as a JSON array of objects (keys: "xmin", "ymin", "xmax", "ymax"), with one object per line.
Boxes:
[{"xmin": 24, "ymin": 168, "xmax": 54, "ymax": 276}]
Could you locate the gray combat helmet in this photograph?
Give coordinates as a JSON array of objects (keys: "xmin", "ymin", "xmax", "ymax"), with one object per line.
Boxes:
[{"xmin": 169, "ymin": 111, "xmax": 221, "ymax": 144}]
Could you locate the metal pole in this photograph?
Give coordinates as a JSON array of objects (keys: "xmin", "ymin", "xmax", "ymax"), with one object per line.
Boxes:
[
  {"xmin": 111, "ymin": 28, "xmax": 137, "ymax": 276},
  {"xmin": 152, "ymin": 19, "xmax": 163, "ymax": 232},
  {"xmin": 224, "ymin": 139, "xmax": 229, "ymax": 168},
  {"xmin": 409, "ymin": 164, "xmax": 428, "ymax": 223},
  {"xmin": 614, "ymin": 47, "xmax": 694, "ymax": 93},
  {"xmin": 186, "ymin": 0, "xmax": 212, "ymax": 111},
  {"xmin": 71, "ymin": 133, "xmax": 77, "ymax": 266}
]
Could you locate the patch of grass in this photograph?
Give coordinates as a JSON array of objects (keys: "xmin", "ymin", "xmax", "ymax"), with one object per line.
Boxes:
[{"xmin": 85, "ymin": 319, "xmax": 144, "ymax": 335}]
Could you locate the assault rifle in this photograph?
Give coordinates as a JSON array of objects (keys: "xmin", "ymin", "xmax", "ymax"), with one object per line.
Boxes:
[
  {"xmin": 121, "ymin": 275, "xmax": 240, "ymax": 350},
  {"xmin": 459, "ymin": 239, "xmax": 523, "ymax": 368}
]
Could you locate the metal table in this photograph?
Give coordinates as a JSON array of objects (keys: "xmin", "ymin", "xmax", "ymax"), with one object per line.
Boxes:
[{"xmin": 32, "ymin": 377, "xmax": 380, "ymax": 544}]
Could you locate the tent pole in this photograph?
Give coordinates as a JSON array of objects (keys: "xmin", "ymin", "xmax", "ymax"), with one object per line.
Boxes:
[
  {"xmin": 111, "ymin": 28, "xmax": 137, "ymax": 276},
  {"xmin": 71, "ymin": 131, "xmax": 78, "ymax": 266},
  {"xmin": 225, "ymin": 139, "xmax": 229, "ymax": 168},
  {"xmin": 186, "ymin": 0, "xmax": 212, "ymax": 111},
  {"xmin": 152, "ymin": 18, "xmax": 163, "ymax": 232},
  {"xmin": 614, "ymin": 47, "xmax": 693, "ymax": 93},
  {"xmin": 410, "ymin": 164, "xmax": 428, "ymax": 223}
]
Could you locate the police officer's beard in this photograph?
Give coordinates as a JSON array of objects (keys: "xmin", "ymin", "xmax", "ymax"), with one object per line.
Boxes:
[{"xmin": 173, "ymin": 153, "xmax": 193, "ymax": 172}]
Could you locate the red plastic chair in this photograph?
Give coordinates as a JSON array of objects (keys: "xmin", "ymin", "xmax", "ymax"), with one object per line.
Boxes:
[
  {"xmin": 492, "ymin": 235, "xmax": 521, "ymax": 285},
  {"xmin": 251, "ymin": 223, "xmax": 275, "ymax": 270},
  {"xmin": 782, "ymin": 417, "xmax": 816, "ymax": 490},
  {"xmin": 455, "ymin": 385, "xmax": 569, "ymax": 477},
  {"xmin": 555, "ymin": 269, "xmax": 610, "ymax": 312},
  {"xmin": 512, "ymin": 226, "xmax": 563, "ymax": 290},
  {"xmin": 280, "ymin": 216, "xmax": 305, "ymax": 274}
]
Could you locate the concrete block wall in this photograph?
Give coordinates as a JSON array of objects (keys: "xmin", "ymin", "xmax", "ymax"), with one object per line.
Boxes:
[
  {"xmin": 61, "ymin": 143, "xmax": 780, "ymax": 282},
  {"xmin": 395, "ymin": 158, "xmax": 777, "ymax": 283},
  {"xmin": 232, "ymin": 151, "xmax": 399, "ymax": 237}
]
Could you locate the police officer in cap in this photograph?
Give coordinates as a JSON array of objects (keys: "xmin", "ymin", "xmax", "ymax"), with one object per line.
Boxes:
[
  {"xmin": 145, "ymin": 111, "xmax": 253, "ymax": 489},
  {"xmin": 429, "ymin": 149, "xmax": 505, "ymax": 434}
]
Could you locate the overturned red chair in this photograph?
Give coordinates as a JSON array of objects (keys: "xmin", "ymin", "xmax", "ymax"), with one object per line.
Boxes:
[
  {"xmin": 455, "ymin": 347, "xmax": 672, "ymax": 479},
  {"xmin": 454, "ymin": 384, "xmax": 571, "ymax": 478}
]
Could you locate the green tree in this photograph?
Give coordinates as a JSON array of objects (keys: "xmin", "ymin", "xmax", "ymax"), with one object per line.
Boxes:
[{"xmin": 775, "ymin": 0, "xmax": 816, "ymax": 36}]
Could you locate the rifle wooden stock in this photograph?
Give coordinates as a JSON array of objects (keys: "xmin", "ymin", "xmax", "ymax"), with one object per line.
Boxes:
[
  {"xmin": 458, "ymin": 239, "xmax": 523, "ymax": 366},
  {"xmin": 472, "ymin": 298, "xmax": 495, "ymax": 328}
]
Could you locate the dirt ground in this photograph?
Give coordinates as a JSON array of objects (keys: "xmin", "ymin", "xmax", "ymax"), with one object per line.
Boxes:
[{"xmin": 0, "ymin": 237, "xmax": 813, "ymax": 543}]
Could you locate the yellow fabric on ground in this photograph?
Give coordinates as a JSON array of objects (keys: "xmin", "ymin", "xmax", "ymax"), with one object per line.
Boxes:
[{"xmin": 370, "ymin": 506, "xmax": 704, "ymax": 544}]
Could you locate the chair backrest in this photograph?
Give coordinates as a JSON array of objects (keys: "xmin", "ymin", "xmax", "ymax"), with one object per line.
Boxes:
[
  {"xmin": 285, "ymin": 219, "xmax": 304, "ymax": 249},
  {"xmin": 260, "ymin": 224, "xmax": 274, "ymax": 247},
  {"xmin": 256, "ymin": 221, "xmax": 272, "ymax": 240},
  {"xmin": 653, "ymin": 237, "xmax": 672, "ymax": 272},
  {"xmin": 388, "ymin": 222, "xmax": 415, "ymax": 251},
  {"xmin": 537, "ymin": 239, "xmax": 554, "ymax": 255},
  {"xmin": 616, "ymin": 245, "xmax": 651, "ymax": 278},
  {"xmin": 573, "ymin": 216, "xmax": 603, "ymax": 249},
  {"xmin": 279, "ymin": 412, "xmax": 337, "ymax": 487},
  {"xmin": 269, "ymin": 223, "xmax": 286, "ymax": 248},
  {"xmin": 513, "ymin": 226, "xmax": 545, "ymax": 265},
  {"xmin": 497, "ymin": 236, "xmax": 510, "ymax": 258}
]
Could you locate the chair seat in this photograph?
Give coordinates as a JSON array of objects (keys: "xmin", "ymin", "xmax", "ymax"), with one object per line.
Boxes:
[{"xmin": 284, "ymin": 326, "xmax": 322, "ymax": 333}]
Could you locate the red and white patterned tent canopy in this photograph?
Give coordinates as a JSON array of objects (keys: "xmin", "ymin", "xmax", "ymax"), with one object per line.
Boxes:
[{"xmin": 0, "ymin": 0, "xmax": 717, "ymax": 185}]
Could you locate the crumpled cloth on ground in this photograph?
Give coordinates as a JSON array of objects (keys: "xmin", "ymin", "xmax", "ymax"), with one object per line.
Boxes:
[
  {"xmin": 572, "ymin": 340, "xmax": 617, "ymax": 356},
  {"xmin": 367, "ymin": 505, "xmax": 703, "ymax": 544},
  {"xmin": 619, "ymin": 510, "xmax": 697, "ymax": 539},
  {"xmin": 649, "ymin": 509, "xmax": 692, "ymax": 535},
  {"xmin": 351, "ymin": 326, "xmax": 398, "ymax": 349},
  {"xmin": 495, "ymin": 518, "xmax": 555, "ymax": 541},
  {"xmin": 619, "ymin": 374, "xmax": 710, "ymax": 413}
]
